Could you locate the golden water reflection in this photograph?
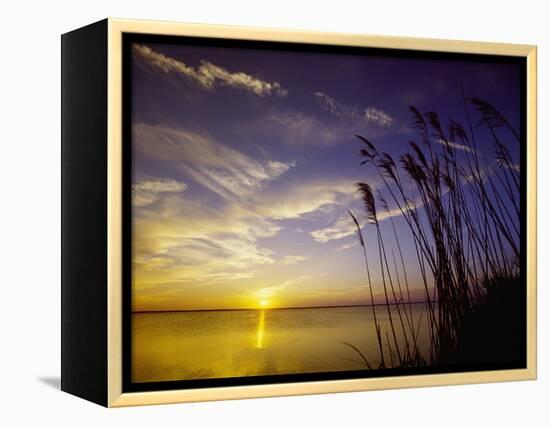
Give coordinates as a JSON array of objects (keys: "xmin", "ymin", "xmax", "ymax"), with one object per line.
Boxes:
[
  {"xmin": 132, "ymin": 305, "xmax": 431, "ymax": 383},
  {"xmin": 256, "ymin": 309, "xmax": 266, "ymax": 349}
]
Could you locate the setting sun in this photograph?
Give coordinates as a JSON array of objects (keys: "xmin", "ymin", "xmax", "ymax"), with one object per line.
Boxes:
[{"xmin": 260, "ymin": 299, "xmax": 269, "ymax": 308}]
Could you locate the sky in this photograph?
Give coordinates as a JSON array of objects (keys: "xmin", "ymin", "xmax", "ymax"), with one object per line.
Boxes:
[{"xmin": 130, "ymin": 40, "xmax": 521, "ymax": 312}]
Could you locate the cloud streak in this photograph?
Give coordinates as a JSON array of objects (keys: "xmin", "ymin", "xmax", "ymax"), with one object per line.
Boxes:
[
  {"xmin": 132, "ymin": 177, "xmax": 187, "ymax": 207},
  {"xmin": 314, "ymin": 91, "xmax": 394, "ymax": 128},
  {"xmin": 261, "ymin": 110, "xmax": 341, "ymax": 146},
  {"xmin": 310, "ymin": 212, "xmax": 358, "ymax": 243},
  {"xmin": 133, "ymin": 43, "xmax": 288, "ymax": 97},
  {"xmin": 313, "ymin": 91, "xmax": 361, "ymax": 120},
  {"xmin": 257, "ymin": 179, "xmax": 356, "ymax": 220},
  {"xmin": 281, "ymin": 255, "xmax": 308, "ymax": 264},
  {"xmin": 309, "ymin": 201, "xmax": 407, "ymax": 244},
  {"xmin": 435, "ymin": 138, "xmax": 474, "ymax": 153},
  {"xmin": 365, "ymin": 107, "xmax": 394, "ymax": 127},
  {"xmin": 133, "ymin": 123, "xmax": 295, "ymax": 201}
]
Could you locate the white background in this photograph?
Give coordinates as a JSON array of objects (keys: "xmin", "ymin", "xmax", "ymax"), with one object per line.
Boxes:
[{"xmin": 0, "ymin": 0, "xmax": 547, "ymax": 424}]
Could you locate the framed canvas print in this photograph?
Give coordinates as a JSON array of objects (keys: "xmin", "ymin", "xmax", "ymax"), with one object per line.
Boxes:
[{"xmin": 61, "ymin": 18, "xmax": 537, "ymax": 407}]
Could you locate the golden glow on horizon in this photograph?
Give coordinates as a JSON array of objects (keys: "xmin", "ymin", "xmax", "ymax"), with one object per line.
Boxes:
[{"xmin": 260, "ymin": 299, "xmax": 269, "ymax": 308}]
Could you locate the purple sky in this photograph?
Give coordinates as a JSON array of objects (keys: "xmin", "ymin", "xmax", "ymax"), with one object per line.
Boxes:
[{"xmin": 130, "ymin": 40, "xmax": 521, "ymax": 311}]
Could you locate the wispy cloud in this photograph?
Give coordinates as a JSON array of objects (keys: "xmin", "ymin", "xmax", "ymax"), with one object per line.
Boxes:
[
  {"xmin": 262, "ymin": 110, "xmax": 341, "ymax": 145},
  {"xmin": 310, "ymin": 201, "xmax": 405, "ymax": 243},
  {"xmin": 364, "ymin": 107, "xmax": 394, "ymax": 127},
  {"xmin": 314, "ymin": 91, "xmax": 394, "ymax": 128},
  {"xmin": 132, "ymin": 177, "xmax": 187, "ymax": 207},
  {"xmin": 133, "ymin": 43, "xmax": 288, "ymax": 97},
  {"xmin": 132, "ymin": 196, "xmax": 281, "ymax": 290},
  {"xmin": 435, "ymin": 138, "xmax": 474, "ymax": 153},
  {"xmin": 313, "ymin": 91, "xmax": 360, "ymax": 120},
  {"xmin": 281, "ymin": 255, "xmax": 308, "ymax": 264},
  {"xmin": 257, "ymin": 179, "xmax": 356, "ymax": 220},
  {"xmin": 239, "ymin": 91, "xmax": 395, "ymax": 148},
  {"xmin": 336, "ymin": 241, "xmax": 358, "ymax": 252},
  {"xmin": 310, "ymin": 212, "xmax": 358, "ymax": 243},
  {"xmin": 133, "ymin": 123, "xmax": 294, "ymax": 201}
]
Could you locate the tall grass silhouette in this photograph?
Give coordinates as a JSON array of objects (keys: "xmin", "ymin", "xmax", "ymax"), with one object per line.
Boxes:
[{"xmin": 349, "ymin": 93, "xmax": 522, "ymax": 368}]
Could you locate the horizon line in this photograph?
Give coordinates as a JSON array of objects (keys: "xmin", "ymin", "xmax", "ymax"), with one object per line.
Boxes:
[{"xmin": 132, "ymin": 300, "xmax": 434, "ymax": 314}]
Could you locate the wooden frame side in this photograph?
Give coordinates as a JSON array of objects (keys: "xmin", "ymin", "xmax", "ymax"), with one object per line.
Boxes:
[
  {"xmin": 107, "ymin": 19, "xmax": 123, "ymax": 407},
  {"xmin": 106, "ymin": 18, "xmax": 537, "ymax": 407},
  {"xmin": 526, "ymin": 46, "xmax": 537, "ymax": 380}
]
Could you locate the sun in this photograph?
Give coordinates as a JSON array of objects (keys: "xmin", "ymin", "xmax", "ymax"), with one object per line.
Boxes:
[{"xmin": 260, "ymin": 299, "xmax": 269, "ymax": 308}]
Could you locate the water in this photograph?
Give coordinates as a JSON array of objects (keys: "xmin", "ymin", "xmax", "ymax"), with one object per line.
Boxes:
[{"xmin": 132, "ymin": 304, "xmax": 430, "ymax": 383}]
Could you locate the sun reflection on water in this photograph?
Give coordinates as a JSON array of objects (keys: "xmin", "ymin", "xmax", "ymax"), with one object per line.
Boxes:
[{"xmin": 256, "ymin": 309, "xmax": 266, "ymax": 349}]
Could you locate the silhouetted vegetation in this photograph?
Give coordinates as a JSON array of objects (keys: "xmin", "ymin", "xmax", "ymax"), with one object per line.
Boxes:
[{"xmin": 349, "ymin": 92, "xmax": 522, "ymax": 369}]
